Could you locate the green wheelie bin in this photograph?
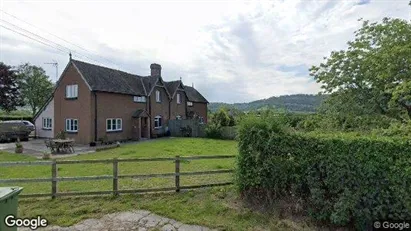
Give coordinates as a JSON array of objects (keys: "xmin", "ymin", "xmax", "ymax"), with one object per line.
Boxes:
[{"xmin": 0, "ymin": 187, "xmax": 23, "ymax": 231}]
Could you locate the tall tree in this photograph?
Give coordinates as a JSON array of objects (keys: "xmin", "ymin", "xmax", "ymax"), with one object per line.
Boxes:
[
  {"xmin": 0, "ymin": 62, "xmax": 24, "ymax": 112},
  {"xmin": 310, "ymin": 15, "xmax": 411, "ymax": 120},
  {"xmin": 213, "ymin": 107, "xmax": 231, "ymax": 126},
  {"xmin": 18, "ymin": 63, "xmax": 54, "ymax": 117}
]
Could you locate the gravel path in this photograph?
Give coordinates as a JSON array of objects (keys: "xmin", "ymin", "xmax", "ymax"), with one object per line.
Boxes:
[{"xmin": 18, "ymin": 210, "xmax": 215, "ymax": 231}]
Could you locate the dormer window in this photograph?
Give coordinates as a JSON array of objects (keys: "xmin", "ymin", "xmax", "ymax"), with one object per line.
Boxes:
[
  {"xmin": 156, "ymin": 90, "xmax": 161, "ymax": 102},
  {"xmin": 133, "ymin": 96, "xmax": 146, "ymax": 103},
  {"xmin": 187, "ymin": 101, "xmax": 193, "ymax": 107}
]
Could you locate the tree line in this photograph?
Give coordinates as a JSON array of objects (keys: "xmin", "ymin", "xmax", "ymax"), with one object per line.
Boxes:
[
  {"xmin": 209, "ymin": 94, "xmax": 326, "ymax": 113},
  {"xmin": 210, "ymin": 9, "xmax": 411, "ymax": 137},
  {"xmin": 0, "ymin": 63, "xmax": 54, "ymax": 117}
]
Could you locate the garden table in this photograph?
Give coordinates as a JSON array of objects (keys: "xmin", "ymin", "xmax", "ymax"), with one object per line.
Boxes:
[{"xmin": 52, "ymin": 139, "xmax": 75, "ymax": 153}]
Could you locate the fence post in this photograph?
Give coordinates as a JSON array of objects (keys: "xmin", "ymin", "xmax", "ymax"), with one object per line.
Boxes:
[
  {"xmin": 113, "ymin": 158, "xmax": 119, "ymax": 196},
  {"xmin": 175, "ymin": 155, "xmax": 180, "ymax": 192},
  {"xmin": 51, "ymin": 160, "xmax": 57, "ymax": 199}
]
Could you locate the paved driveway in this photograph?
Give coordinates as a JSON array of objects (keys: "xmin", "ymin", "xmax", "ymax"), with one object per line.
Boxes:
[
  {"xmin": 0, "ymin": 138, "xmax": 95, "ymax": 158},
  {"xmin": 19, "ymin": 210, "xmax": 215, "ymax": 231}
]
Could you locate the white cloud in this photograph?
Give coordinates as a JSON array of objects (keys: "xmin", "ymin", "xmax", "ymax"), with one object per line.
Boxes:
[{"xmin": 0, "ymin": 0, "xmax": 410, "ymax": 103}]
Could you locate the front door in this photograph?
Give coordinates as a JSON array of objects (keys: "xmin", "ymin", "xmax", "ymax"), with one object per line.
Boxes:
[
  {"xmin": 132, "ymin": 118, "xmax": 140, "ymax": 140},
  {"xmin": 141, "ymin": 118, "xmax": 148, "ymax": 138}
]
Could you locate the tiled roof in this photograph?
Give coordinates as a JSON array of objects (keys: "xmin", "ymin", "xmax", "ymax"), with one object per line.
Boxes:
[
  {"xmin": 71, "ymin": 59, "xmax": 208, "ymax": 103},
  {"xmin": 132, "ymin": 109, "xmax": 149, "ymax": 118},
  {"xmin": 142, "ymin": 76, "xmax": 158, "ymax": 94},
  {"xmin": 72, "ymin": 59, "xmax": 147, "ymax": 96},
  {"xmin": 184, "ymin": 86, "xmax": 208, "ymax": 103},
  {"xmin": 165, "ymin": 81, "xmax": 181, "ymax": 98}
]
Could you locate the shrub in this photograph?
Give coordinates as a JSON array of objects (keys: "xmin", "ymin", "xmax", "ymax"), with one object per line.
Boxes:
[
  {"xmin": 237, "ymin": 116, "xmax": 411, "ymax": 229},
  {"xmin": 55, "ymin": 130, "xmax": 66, "ymax": 139},
  {"xmin": 15, "ymin": 138, "xmax": 23, "ymax": 148},
  {"xmin": 0, "ymin": 116, "xmax": 33, "ymax": 122},
  {"xmin": 205, "ymin": 123, "xmax": 222, "ymax": 139},
  {"xmin": 296, "ymin": 114, "xmax": 398, "ymax": 133},
  {"xmin": 372, "ymin": 120, "xmax": 411, "ymax": 138},
  {"xmin": 42, "ymin": 152, "xmax": 51, "ymax": 160},
  {"xmin": 98, "ymin": 135, "xmax": 109, "ymax": 145},
  {"xmin": 213, "ymin": 108, "xmax": 231, "ymax": 126}
]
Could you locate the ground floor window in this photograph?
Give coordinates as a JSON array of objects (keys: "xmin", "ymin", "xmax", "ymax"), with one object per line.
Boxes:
[
  {"xmin": 154, "ymin": 116, "xmax": 162, "ymax": 128},
  {"xmin": 106, "ymin": 118, "xmax": 122, "ymax": 132},
  {"xmin": 199, "ymin": 116, "xmax": 204, "ymax": 124},
  {"xmin": 65, "ymin": 119, "xmax": 78, "ymax": 132},
  {"xmin": 42, "ymin": 117, "xmax": 52, "ymax": 129}
]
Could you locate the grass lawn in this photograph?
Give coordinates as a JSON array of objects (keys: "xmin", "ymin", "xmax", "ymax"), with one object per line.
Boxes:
[
  {"xmin": 0, "ymin": 138, "xmax": 237, "ymax": 195},
  {"xmin": 19, "ymin": 186, "xmax": 316, "ymax": 231},
  {"xmin": 1, "ymin": 138, "xmax": 317, "ymax": 230}
]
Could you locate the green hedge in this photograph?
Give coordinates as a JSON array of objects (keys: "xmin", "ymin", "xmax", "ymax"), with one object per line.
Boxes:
[
  {"xmin": 0, "ymin": 116, "xmax": 33, "ymax": 122},
  {"xmin": 237, "ymin": 114, "xmax": 411, "ymax": 229}
]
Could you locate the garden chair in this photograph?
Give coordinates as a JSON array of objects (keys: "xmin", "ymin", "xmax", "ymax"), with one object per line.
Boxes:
[
  {"xmin": 67, "ymin": 140, "xmax": 75, "ymax": 153},
  {"xmin": 44, "ymin": 139, "xmax": 56, "ymax": 153}
]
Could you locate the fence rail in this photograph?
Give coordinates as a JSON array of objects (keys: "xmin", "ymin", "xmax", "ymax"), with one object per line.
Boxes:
[{"xmin": 0, "ymin": 155, "xmax": 236, "ymax": 198}]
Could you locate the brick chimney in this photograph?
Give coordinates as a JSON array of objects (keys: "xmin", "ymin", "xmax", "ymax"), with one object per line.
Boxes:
[{"xmin": 150, "ymin": 63, "xmax": 161, "ymax": 77}]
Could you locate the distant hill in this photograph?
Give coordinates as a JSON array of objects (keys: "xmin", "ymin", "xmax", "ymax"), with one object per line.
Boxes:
[{"xmin": 209, "ymin": 94, "xmax": 327, "ymax": 113}]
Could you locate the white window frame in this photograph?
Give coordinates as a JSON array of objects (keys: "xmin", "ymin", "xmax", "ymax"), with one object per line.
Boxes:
[
  {"xmin": 133, "ymin": 96, "xmax": 146, "ymax": 103},
  {"xmin": 106, "ymin": 118, "xmax": 122, "ymax": 132},
  {"xmin": 65, "ymin": 119, "xmax": 78, "ymax": 132},
  {"xmin": 156, "ymin": 90, "xmax": 161, "ymax": 102},
  {"xmin": 42, "ymin": 117, "xmax": 52, "ymax": 129},
  {"xmin": 177, "ymin": 93, "xmax": 181, "ymax": 104},
  {"xmin": 187, "ymin": 101, "xmax": 193, "ymax": 107},
  {"xmin": 65, "ymin": 84, "xmax": 78, "ymax": 99},
  {"xmin": 154, "ymin": 116, "xmax": 162, "ymax": 129}
]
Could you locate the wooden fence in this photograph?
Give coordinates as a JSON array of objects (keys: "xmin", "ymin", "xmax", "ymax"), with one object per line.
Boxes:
[
  {"xmin": 220, "ymin": 126, "xmax": 237, "ymax": 140},
  {"xmin": 0, "ymin": 155, "xmax": 235, "ymax": 199},
  {"xmin": 168, "ymin": 119, "xmax": 205, "ymax": 137}
]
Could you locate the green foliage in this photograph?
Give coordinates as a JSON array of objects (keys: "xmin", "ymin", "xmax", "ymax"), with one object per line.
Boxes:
[
  {"xmin": 212, "ymin": 108, "xmax": 231, "ymax": 126},
  {"xmin": 15, "ymin": 138, "xmax": 23, "ymax": 148},
  {"xmin": 0, "ymin": 115, "xmax": 33, "ymax": 122},
  {"xmin": 237, "ymin": 116, "xmax": 411, "ymax": 229},
  {"xmin": 0, "ymin": 109, "xmax": 31, "ymax": 117},
  {"xmin": 296, "ymin": 113, "xmax": 396, "ymax": 132},
  {"xmin": 0, "ymin": 62, "xmax": 24, "ymax": 112},
  {"xmin": 206, "ymin": 107, "xmax": 242, "ymax": 139},
  {"xmin": 210, "ymin": 94, "xmax": 326, "ymax": 113},
  {"xmin": 311, "ymin": 17, "xmax": 411, "ymax": 119},
  {"xmin": 55, "ymin": 130, "xmax": 66, "ymax": 139},
  {"xmin": 205, "ymin": 122, "xmax": 222, "ymax": 139},
  {"xmin": 17, "ymin": 63, "xmax": 54, "ymax": 116},
  {"xmin": 371, "ymin": 120, "xmax": 411, "ymax": 138}
]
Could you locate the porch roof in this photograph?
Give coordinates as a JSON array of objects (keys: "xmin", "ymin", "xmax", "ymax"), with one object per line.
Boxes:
[{"xmin": 132, "ymin": 109, "xmax": 149, "ymax": 118}]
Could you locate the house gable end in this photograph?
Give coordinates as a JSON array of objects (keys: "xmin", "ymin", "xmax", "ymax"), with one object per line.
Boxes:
[
  {"xmin": 172, "ymin": 81, "xmax": 185, "ymax": 99},
  {"xmin": 34, "ymin": 60, "xmax": 89, "ymax": 121},
  {"xmin": 71, "ymin": 62, "xmax": 92, "ymax": 91},
  {"xmin": 147, "ymin": 77, "xmax": 171, "ymax": 99}
]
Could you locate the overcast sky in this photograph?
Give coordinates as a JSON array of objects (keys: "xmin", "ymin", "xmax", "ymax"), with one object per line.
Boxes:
[{"xmin": 0, "ymin": 0, "xmax": 410, "ymax": 103}]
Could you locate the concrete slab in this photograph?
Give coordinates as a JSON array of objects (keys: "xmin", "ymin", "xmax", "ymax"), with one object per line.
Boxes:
[{"xmin": 0, "ymin": 138, "xmax": 95, "ymax": 158}]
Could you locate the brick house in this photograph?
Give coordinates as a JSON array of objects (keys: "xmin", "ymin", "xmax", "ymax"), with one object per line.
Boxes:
[{"xmin": 34, "ymin": 58, "xmax": 208, "ymax": 144}]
